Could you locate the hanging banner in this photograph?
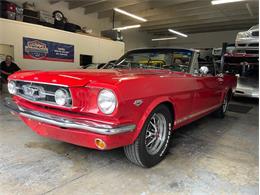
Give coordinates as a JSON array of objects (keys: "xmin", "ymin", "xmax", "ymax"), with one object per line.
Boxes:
[{"xmin": 23, "ymin": 37, "xmax": 74, "ymax": 62}]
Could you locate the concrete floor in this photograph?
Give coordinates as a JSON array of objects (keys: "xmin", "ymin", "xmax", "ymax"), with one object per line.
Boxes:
[{"xmin": 0, "ymin": 93, "xmax": 258, "ymax": 195}]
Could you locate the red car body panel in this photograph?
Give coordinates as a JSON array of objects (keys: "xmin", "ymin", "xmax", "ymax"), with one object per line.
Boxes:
[
  {"xmin": 8, "ymin": 69, "xmax": 236, "ymax": 150},
  {"xmin": 7, "ymin": 49, "xmax": 237, "ymax": 150}
]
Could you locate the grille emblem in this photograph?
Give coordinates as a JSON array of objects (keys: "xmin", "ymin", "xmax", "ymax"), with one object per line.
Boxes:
[{"xmin": 22, "ymin": 85, "xmax": 46, "ymax": 99}]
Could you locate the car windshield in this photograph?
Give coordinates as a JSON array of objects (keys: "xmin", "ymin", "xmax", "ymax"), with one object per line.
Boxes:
[{"xmin": 104, "ymin": 49, "xmax": 193, "ymax": 73}]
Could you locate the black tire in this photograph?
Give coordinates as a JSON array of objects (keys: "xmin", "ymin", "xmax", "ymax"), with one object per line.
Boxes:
[
  {"xmin": 214, "ymin": 92, "xmax": 230, "ymax": 118},
  {"xmin": 124, "ymin": 105, "xmax": 173, "ymax": 168}
]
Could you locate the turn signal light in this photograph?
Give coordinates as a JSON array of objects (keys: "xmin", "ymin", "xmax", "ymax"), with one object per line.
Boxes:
[{"xmin": 95, "ymin": 138, "xmax": 106, "ymax": 150}]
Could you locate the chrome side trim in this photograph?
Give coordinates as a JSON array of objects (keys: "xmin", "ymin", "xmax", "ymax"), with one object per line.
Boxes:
[
  {"xmin": 4, "ymin": 97, "xmax": 136, "ymax": 135},
  {"xmin": 174, "ymin": 104, "xmax": 221, "ymax": 125}
]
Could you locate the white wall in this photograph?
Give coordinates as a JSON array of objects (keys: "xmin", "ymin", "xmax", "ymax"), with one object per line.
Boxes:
[
  {"xmin": 151, "ymin": 29, "xmax": 247, "ymax": 49},
  {"xmin": 0, "ymin": 18, "xmax": 125, "ymax": 70},
  {"xmin": 0, "ymin": 45, "xmax": 14, "ymax": 58}
]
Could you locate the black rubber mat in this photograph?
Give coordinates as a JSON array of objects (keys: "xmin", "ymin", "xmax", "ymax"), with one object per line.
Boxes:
[{"xmin": 228, "ymin": 104, "xmax": 253, "ymax": 113}]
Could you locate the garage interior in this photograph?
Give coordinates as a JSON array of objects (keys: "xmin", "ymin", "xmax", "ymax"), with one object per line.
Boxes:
[{"xmin": 0, "ymin": 0, "xmax": 259, "ymax": 194}]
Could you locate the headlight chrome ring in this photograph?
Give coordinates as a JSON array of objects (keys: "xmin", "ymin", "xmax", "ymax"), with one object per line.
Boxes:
[
  {"xmin": 98, "ymin": 89, "xmax": 117, "ymax": 115},
  {"xmin": 8, "ymin": 80, "xmax": 17, "ymax": 95},
  {"xmin": 54, "ymin": 88, "xmax": 69, "ymax": 106}
]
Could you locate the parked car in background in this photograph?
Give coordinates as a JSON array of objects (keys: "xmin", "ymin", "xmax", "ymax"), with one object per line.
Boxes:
[
  {"xmin": 212, "ymin": 43, "xmax": 236, "ymax": 58},
  {"xmin": 224, "ymin": 45, "xmax": 259, "ymax": 98},
  {"xmin": 235, "ymin": 24, "xmax": 259, "ymax": 49},
  {"xmin": 235, "ymin": 69, "xmax": 259, "ymax": 98},
  {"xmin": 4, "ymin": 48, "xmax": 237, "ymax": 167}
]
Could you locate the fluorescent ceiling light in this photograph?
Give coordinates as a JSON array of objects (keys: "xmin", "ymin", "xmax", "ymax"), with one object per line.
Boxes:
[
  {"xmin": 211, "ymin": 0, "xmax": 245, "ymax": 5},
  {"xmin": 168, "ymin": 29, "xmax": 188, "ymax": 38},
  {"xmin": 152, "ymin": 37, "xmax": 177, "ymax": 41},
  {"xmin": 113, "ymin": 8, "xmax": 147, "ymax": 22},
  {"xmin": 113, "ymin": 24, "xmax": 141, "ymax": 31}
]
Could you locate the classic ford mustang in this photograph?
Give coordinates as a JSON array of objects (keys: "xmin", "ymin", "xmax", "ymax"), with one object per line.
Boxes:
[{"xmin": 4, "ymin": 48, "xmax": 237, "ymax": 167}]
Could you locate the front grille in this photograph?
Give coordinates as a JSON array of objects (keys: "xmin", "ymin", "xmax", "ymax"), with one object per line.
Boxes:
[
  {"xmin": 15, "ymin": 80, "xmax": 72, "ymax": 107},
  {"xmin": 252, "ymin": 31, "xmax": 259, "ymax": 37}
]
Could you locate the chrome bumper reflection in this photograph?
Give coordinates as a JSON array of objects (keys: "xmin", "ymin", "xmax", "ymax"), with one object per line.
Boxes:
[{"xmin": 3, "ymin": 97, "xmax": 136, "ymax": 135}]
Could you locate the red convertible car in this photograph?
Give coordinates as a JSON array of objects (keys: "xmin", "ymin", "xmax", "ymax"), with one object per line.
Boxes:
[{"xmin": 4, "ymin": 48, "xmax": 237, "ymax": 167}]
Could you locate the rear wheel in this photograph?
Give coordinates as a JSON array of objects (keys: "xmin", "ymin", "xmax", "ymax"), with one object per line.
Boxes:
[
  {"xmin": 214, "ymin": 92, "xmax": 230, "ymax": 118},
  {"xmin": 124, "ymin": 105, "xmax": 173, "ymax": 168}
]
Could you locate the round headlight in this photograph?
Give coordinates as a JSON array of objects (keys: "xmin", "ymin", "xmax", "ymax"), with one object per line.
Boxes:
[
  {"xmin": 54, "ymin": 89, "xmax": 69, "ymax": 106},
  {"xmin": 98, "ymin": 89, "xmax": 117, "ymax": 114},
  {"xmin": 8, "ymin": 81, "xmax": 17, "ymax": 95}
]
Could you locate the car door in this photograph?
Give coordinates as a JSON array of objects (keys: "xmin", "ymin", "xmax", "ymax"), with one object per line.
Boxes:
[{"xmin": 191, "ymin": 58, "xmax": 223, "ymax": 115}]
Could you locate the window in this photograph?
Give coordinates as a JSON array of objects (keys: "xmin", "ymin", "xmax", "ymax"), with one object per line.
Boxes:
[{"xmin": 80, "ymin": 54, "xmax": 92, "ymax": 66}]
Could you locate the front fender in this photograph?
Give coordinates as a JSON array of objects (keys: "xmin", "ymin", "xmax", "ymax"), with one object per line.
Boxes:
[{"xmin": 130, "ymin": 96, "xmax": 175, "ymax": 143}]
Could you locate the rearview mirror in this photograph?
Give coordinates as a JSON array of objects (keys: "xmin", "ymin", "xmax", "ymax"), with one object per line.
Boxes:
[{"xmin": 199, "ymin": 66, "xmax": 209, "ymax": 75}]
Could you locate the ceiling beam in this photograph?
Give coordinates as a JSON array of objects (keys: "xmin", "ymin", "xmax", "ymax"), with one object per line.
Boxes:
[
  {"xmin": 178, "ymin": 25, "xmax": 253, "ymax": 34},
  {"xmin": 137, "ymin": 1, "xmax": 211, "ymax": 18},
  {"xmin": 68, "ymin": 0, "xmax": 106, "ymax": 10},
  {"xmin": 148, "ymin": 21, "xmax": 256, "ymax": 35},
  {"xmin": 139, "ymin": 11, "xmax": 258, "ymax": 31},
  {"xmin": 49, "ymin": 0, "xmax": 61, "ymax": 4},
  {"xmin": 105, "ymin": 0, "xmax": 257, "ymax": 24},
  {"xmin": 121, "ymin": 6, "xmax": 258, "ymax": 26},
  {"xmin": 151, "ymin": 27, "xmax": 248, "ymax": 36},
  {"xmin": 97, "ymin": 0, "xmax": 197, "ymax": 19},
  {"xmin": 143, "ymin": 16, "xmax": 258, "ymax": 33},
  {"xmin": 114, "ymin": 4, "xmax": 212, "ymax": 24},
  {"xmin": 84, "ymin": 0, "xmax": 145, "ymax": 15}
]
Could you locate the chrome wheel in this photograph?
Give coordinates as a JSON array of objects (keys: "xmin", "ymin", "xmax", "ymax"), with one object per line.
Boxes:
[
  {"xmin": 145, "ymin": 113, "xmax": 167, "ymax": 155},
  {"xmin": 223, "ymin": 95, "xmax": 228, "ymax": 113}
]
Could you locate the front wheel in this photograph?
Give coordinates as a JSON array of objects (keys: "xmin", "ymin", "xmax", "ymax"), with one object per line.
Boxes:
[
  {"xmin": 214, "ymin": 92, "xmax": 230, "ymax": 118},
  {"xmin": 124, "ymin": 105, "xmax": 173, "ymax": 168}
]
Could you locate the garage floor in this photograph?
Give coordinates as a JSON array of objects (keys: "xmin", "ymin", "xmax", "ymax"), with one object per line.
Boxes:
[{"xmin": 0, "ymin": 93, "xmax": 258, "ymax": 195}]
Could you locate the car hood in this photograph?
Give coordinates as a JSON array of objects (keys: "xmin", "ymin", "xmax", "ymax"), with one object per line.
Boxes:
[{"xmin": 9, "ymin": 69, "xmax": 179, "ymax": 87}]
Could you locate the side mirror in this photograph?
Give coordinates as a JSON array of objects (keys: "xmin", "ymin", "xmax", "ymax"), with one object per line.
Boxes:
[{"xmin": 199, "ymin": 66, "xmax": 209, "ymax": 75}]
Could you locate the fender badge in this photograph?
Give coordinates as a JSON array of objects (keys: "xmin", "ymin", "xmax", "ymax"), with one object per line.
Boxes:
[{"xmin": 134, "ymin": 100, "xmax": 143, "ymax": 107}]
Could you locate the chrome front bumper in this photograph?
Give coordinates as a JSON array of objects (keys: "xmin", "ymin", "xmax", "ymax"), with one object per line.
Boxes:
[{"xmin": 3, "ymin": 97, "xmax": 136, "ymax": 135}]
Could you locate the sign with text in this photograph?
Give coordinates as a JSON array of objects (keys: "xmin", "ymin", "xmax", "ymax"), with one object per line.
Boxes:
[{"xmin": 23, "ymin": 37, "xmax": 74, "ymax": 62}]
